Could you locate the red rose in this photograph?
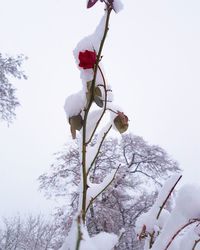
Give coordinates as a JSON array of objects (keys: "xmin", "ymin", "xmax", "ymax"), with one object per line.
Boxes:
[{"xmin": 78, "ymin": 50, "xmax": 97, "ymax": 69}]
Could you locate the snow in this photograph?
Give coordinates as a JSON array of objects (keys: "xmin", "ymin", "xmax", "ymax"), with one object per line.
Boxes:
[
  {"xmin": 153, "ymin": 184, "xmax": 200, "ymax": 250},
  {"xmin": 60, "ymin": 219, "xmax": 78, "ymax": 250},
  {"xmin": 150, "ymin": 208, "xmax": 187, "ymax": 250},
  {"xmin": 86, "ymin": 110, "xmax": 103, "ymax": 141},
  {"xmin": 80, "ymin": 226, "xmax": 118, "ymax": 250},
  {"xmin": 136, "ymin": 174, "xmax": 200, "ymax": 250},
  {"xmin": 178, "ymin": 226, "xmax": 200, "ymax": 250},
  {"xmin": 86, "ymin": 122, "xmax": 112, "ymax": 170},
  {"xmin": 60, "ymin": 222, "xmax": 118, "ymax": 250},
  {"xmin": 176, "ymin": 184, "xmax": 200, "ymax": 220},
  {"xmin": 64, "ymin": 91, "xmax": 86, "ymax": 118},
  {"xmin": 113, "ymin": 0, "xmax": 124, "ymax": 13},
  {"xmin": 150, "ymin": 183, "xmax": 200, "ymax": 250},
  {"xmin": 90, "ymin": 232, "xmax": 118, "ymax": 250},
  {"xmin": 87, "ymin": 169, "xmax": 116, "ymax": 207},
  {"xmin": 73, "ymin": 12, "xmax": 107, "ymax": 68},
  {"xmin": 135, "ymin": 174, "xmax": 182, "ymax": 234}
]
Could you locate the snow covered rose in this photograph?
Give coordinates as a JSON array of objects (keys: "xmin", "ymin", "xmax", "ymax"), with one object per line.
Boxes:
[{"xmin": 78, "ymin": 50, "xmax": 97, "ymax": 69}]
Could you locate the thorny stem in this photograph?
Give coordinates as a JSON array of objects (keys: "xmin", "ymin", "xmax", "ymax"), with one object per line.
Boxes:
[
  {"xmin": 81, "ymin": 8, "xmax": 112, "ymax": 224},
  {"xmin": 156, "ymin": 175, "xmax": 182, "ymax": 220}
]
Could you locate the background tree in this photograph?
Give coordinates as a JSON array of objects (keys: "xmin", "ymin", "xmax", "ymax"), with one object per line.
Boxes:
[
  {"xmin": 0, "ymin": 215, "xmax": 62, "ymax": 250},
  {"xmin": 39, "ymin": 133, "xmax": 180, "ymax": 249},
  {"xmin": 0, "ymin": 53, "xmax": 27, "ymax": 123}
]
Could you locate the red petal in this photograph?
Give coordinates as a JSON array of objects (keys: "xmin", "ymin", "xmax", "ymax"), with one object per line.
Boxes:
[{"xmin": 87, "ymin": 0, "xmax": 98, "ymax": 8}]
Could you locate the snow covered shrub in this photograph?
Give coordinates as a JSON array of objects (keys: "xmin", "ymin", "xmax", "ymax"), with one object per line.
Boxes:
[
  {"xmin": 61, "ymin": 1, "xmax": 127, "ymax": 249},
  {"xmin": 136, "ymin": 174, "xmax": 200, "ymax": 250}
]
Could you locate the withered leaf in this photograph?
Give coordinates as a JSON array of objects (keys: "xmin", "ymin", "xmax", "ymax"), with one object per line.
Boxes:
[
  {"xmin": 94, "ymin": 95, "xmax": 103, "ymax": 108},
  {"xmin": 114, "ymin": 112, "xmax": 129, "ymax": 134},
  {"xmin": 69, "ymin": 114, "xmax": 83, "ymax": 139},
  {"xmin": 94, "ymin": 86, "xmax": 102, "ymax": 97},
  {"xmin": 86, "ymin": 82, "xmax": 103, "ymax": 108},
  {"xmin": 87, "ymin": 81, "xmax": 92, "ymax": 91}
]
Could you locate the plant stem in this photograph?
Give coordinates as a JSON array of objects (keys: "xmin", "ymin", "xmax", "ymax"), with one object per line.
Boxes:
[
  {"xmin": 86, "ymin": 65, "xmax": 109, "ymax": 145},
  {"xmin": 81, "ymin": 8, "xmax": 112, "ymax": 224},
  {"xmin": 75, "ymin": 216, "xmax": 82, "ymax": 250}
]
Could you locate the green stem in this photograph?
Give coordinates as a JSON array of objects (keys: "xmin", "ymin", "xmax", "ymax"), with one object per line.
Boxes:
[
  {"xmin": 81, "ymin": 8, "xmax": 112, "ymax": 224},
  {"xmin": 75, "ymin": 216, "xmax": 82, "ymax": 250},
  {"xmin": 86, "ymin": 65, "xmax": 109, "ymax": 145}
]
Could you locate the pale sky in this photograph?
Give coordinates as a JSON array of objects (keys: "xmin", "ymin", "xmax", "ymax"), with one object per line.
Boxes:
[{"xmin": 0, "ymin": 0, "xmax": 200, "ymax": 217}]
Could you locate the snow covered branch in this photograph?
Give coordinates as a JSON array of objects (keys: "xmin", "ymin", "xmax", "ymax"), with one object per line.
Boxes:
[{"xmin": 136, "ymin": 174, "xmax": 200, "ymax": 250}]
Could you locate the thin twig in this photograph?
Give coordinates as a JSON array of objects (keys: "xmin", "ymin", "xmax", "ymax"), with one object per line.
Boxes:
[
  {"xmin": 192, "ymin": 239, "xmax": 200, "ymax": 250},
  {"xmin": 164, "ymin": 219, "xmax": 200, "ymax": 250},
  {"xmin": 87, "ymin": 124, "xmax": 112, "ymax": 175},
  {"xmin": 156, "ymin": 175, "xmax": 182, "ymax": 220},
  {"xmin": 75, "ymin": 216, "xmax": 82, "ymax": 250}
]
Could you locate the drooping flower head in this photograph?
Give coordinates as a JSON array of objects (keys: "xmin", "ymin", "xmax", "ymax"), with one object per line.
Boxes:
[
  {"xmin": 78, "ymin": 50, "xmax": 97, "ymax": 70},
  {"xmin": 87, "ymin": 0, "xmax": 123, "ymax": 13}
]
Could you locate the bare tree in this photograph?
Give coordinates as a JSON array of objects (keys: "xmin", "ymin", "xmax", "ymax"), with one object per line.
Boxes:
[
  {"xmin": 0, "ymin": 53, "xmax": 27, "ymax": 123},
  {"xmin": 0, "ymin": 215, "xmax": 62, "ymax": 250},
  {"xmin": 39, "ymin": 133, "xmax": 180, "ymax": 249}
]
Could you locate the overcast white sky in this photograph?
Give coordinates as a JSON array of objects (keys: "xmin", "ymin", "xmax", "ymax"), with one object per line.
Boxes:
[{"xmin": 0, "ymin": 0, "xmax": 200, "ymax": 217}]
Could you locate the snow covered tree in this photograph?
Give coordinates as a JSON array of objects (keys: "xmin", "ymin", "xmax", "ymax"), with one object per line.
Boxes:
[
  {"xmin": 0, "ymin": 215, "xmax": 61, "ymax": 250},
  {"xmin": 0, "ymin": 53, "xmax": 27, "ymax": 123},
  {"xmin": 39, "ymin": 133, "xmax": 179, "ymax": 249}
]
